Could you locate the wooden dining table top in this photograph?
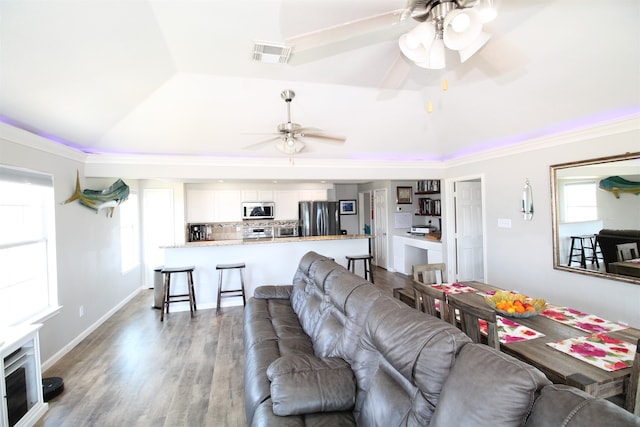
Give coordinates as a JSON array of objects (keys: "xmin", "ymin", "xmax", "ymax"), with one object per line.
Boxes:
[{"xmin": 456, "ymin": 280, "xmax": 640, "ymax": 399}]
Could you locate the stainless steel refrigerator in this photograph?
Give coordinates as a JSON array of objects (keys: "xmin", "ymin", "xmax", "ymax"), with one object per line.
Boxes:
[{"xmin": 298, "ymin": 201, "xmax": 341, "ymax": 236}]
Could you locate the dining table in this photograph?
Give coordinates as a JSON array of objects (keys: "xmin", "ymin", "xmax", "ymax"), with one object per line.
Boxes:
[
  {"xmin": 444, "ymin": 281, "xmax": 640, "ymax": 401},
  {"xmin": 609, "ymin": 258, "xmax": 640, "ymax": 278}
]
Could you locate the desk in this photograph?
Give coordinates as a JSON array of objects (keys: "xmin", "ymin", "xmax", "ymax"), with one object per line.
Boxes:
[
  {"xmin": 457, "ymin": 281, "xmax": 640, "ymax": 400},
  {"xmin": 609, "ymin": 259, "xmax": 640, "ymax": 278}
]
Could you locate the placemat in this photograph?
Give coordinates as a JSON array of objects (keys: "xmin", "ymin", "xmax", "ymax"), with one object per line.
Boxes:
[
  {"xmin": 479, "ymin": 317, "xmax": 545, "ymax": 344},
  {"xmin": 431, "ymin": 282, "xmax": 477, "ymax": 295},
  {"xmin": 546, "ymin": 333, "xmax": 636, "ymax": 372},
  {"xmin": 540, "ymin": 305, "xmax": 629, "ymax": 333}
]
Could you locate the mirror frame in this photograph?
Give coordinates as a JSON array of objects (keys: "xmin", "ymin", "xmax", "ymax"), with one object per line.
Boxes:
[{"xmin": 551, "ymin": 151, "xmax": 640, "ymax": 285}]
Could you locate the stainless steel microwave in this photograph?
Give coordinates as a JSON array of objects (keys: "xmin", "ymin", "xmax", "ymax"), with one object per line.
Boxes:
[{"xmin": 242, "ymin": 202, "xmax": 275, "ymax": 220}]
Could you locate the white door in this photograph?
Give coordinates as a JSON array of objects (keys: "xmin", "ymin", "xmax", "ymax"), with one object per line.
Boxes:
[
  {"xmin": 455, "ymin": 180, "xmax": 485, "ymax": 281},
  {"xmin": 373, "ymin": 189, "xmax": 388, "ymax": 269},
  {"xmin": 142, "ymin": 189, "xmax": 175, "ymax": 287}
]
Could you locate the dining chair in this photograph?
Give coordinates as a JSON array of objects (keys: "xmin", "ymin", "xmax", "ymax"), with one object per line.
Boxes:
[
  {"xmin": 393, "ymin": 263, "xmax": 447, "ymax": 309},
  {"xmin": 625, "ymin": 337, "xmax": 639, "ymax": 415},
  {"xmin": 413, "ymin": 263, "xmax": 447, "ymax": 285},
  {"xmin": 617, "ymin": 242, "xmax": 639, "ymax": 261},
  {"xmin": 446, "ymin": 293, "xmax": 500, "ymax": 350},
  {"xmin": 412, "ymin": 280, "xmax": 454, "ymax": 323}
]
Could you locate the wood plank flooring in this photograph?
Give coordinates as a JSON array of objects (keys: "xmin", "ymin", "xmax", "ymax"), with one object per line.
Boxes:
[{"xmin": 35, "ymin": 266, "xmax": 412, "ymax": 427}]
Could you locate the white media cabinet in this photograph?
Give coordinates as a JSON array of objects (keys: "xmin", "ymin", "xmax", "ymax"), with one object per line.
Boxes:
[{"xmin": 0, "ymin": 325, "xmax": 47, "ymax": 427}]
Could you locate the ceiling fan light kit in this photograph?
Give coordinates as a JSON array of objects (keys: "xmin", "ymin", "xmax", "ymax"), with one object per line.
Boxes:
[
  {"xmin": 244, "ymin": 90, "xmax": 346, "ymax": 158},
  {"xmin": 399, "ymin": 0, "xmax": 496, "ymax": 69}
]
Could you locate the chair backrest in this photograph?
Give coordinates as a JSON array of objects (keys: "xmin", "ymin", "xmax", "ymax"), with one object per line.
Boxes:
[
  {"xmin": 412, "ymin": 280, "xmax": 453, "ymax": 323},
  {"xmin": 413, "ymin": 263, "xmax": 447, "ymax": 285},
  {"xmin": 617, "ymin": 242, "xmax": 639, "ymax": 261},
  {"xmin": 625, "ymin": 337, "xmax": 639, "ymax": 415},
  {"xmin": 446, "ymin": 293, "xmax": 500, "ymax": 350}
]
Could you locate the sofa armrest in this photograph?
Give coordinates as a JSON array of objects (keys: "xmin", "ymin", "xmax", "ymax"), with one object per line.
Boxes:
[
  {"xmin": 254, "ymin": 285, "xmax": 293, "ymax": 299},
  {"xmin": 267, "ymin": 353, "xmax": 356, "ymax": 416}
]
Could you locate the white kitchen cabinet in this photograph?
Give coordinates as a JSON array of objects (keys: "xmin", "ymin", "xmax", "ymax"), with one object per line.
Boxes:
[
  {"xmin": 298, "ymin": 189, "xmax": 328, "ymax": 201},
  {"xmin": 274, "ymin": 190, "xmax": 299, "ymax": 220},
  {"xmin": 213, "ymin": 191, "xmax": 242, "ymax": 222},
  {"xmin": 241, "ymin": 190, "xmax": 275, "ymax": 202},
  {"xmin": 0, "ymin": 324, "xmax": 47, "ymax": 427},
  {"xmin": 187, "ymin": 190, "xmax": 241, "ymax": 222},
  {"xmin": 186, "ymin": 190, "xmax": 215, "ymax": 223}
]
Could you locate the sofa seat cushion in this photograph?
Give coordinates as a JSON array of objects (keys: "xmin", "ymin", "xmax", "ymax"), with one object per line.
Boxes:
[
  {"xmin": 430, "ymin": 343, "xmax": 551, "ymax": 427},
  {"xmin": 267, "ymin": 354, "xmax": 356, "ymax": 416},
  {"xmin": 251, "ymin": 399, "xmax": 356, "ymax": 427},
  {"xmin": 524, "ymin": 384, "xmax": 640, "ymax": 427},
  {"xmin": 244, "ymin": 297, "xmax": 315, "ymax": 426}
]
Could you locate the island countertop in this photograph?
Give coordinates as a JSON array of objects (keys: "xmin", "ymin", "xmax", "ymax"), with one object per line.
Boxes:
[
  {"xmin": 161, "ymin": 234, "xmax": 373, "ymax": 313},
  {"xmin": 163, "ymin": 234, "xmax": 373, "ymax": 248}
]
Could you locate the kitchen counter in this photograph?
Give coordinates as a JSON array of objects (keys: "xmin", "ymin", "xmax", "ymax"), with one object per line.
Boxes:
[
  {"xmin": 165, "ymin": 234, "xmax": 373, "ymax": 248},
  {"xmin": 161, "ymin": 234, "xmax": 373, "ymax": 313}
]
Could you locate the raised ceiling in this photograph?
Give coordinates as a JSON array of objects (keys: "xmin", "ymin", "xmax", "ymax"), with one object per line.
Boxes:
[{"xmin": 0, "ymin": 0, "xmax": 638, "ymax": 162}]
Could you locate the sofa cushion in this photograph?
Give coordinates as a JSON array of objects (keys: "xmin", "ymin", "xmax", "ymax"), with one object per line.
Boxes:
[
  {"xmin": 267, "ymin": 354, "xmax": 356, "ymax": 416},
  {"xmin": 525, "ymin": 384, "xmax": 640, "ymax": 427},
  {"xmin": 254, "ymin": 285, "xmax": 293, "ymax": 299},
  {"xmin": 430, "ymin": 343, "xmax": 551, "ymax": 427},
  {"xmin": 353, "ymin": 295, "xmax": 472, "ymax": 426}
]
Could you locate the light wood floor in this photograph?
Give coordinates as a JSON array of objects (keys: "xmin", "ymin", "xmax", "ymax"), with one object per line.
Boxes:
[{"xmin": 36, "ymin": 266, "xmax": 412, "ymax": 427}]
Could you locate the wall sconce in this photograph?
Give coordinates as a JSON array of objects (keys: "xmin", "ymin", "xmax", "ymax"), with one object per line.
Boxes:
[{"xmin": 521, "ymin": 179, "xmax": 533, "ymax": 220}]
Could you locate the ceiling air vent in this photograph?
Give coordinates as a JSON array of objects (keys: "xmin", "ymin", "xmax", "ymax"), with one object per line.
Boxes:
[{"xmin": 252, "ymin": 41, "xmax": 292, "ymax": 64}]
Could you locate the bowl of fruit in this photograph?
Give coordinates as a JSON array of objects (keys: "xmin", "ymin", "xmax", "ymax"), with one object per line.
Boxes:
[{"xmin": 484, "ymin": 291, "xmax": 547, "ymax": 318}]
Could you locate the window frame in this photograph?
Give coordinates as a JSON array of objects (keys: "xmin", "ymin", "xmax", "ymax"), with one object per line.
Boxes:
[{"xmin": 0, "ymin": 165, "xmax": 60, "ymax": 327}]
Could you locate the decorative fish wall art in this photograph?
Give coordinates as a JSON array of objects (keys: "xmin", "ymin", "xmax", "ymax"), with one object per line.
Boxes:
[
  {"xmin": 598, "ymin": 176, "xmax": 640, "ymax": 199},
  {"xmin": 64, "ymin": 171, "xmax": 129, "ymax": 217}
]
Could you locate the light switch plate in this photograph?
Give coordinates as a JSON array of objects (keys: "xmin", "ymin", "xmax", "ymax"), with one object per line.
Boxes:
[{"xmin": 497, "ymin": 218, "xmax": 512, "ymax": 228}]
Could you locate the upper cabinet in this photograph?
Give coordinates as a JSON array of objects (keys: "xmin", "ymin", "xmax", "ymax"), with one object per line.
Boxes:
[
  {"xmin": 241, "ymin": 190, "xmax": 274, "ymax": 202},
  {"xmin": 186, "ymin": 187, "xmax": 329, "ymax": 223},
  {"xmin": 186, "ymin": 190, "xmax": 242, "ymax": 222}
]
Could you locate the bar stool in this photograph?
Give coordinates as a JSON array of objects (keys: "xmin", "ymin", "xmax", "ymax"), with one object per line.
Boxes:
[
  {"xmin": 216, "ymin": 262, "xmax": 246, "ymax": 316},
  {"xmin": 160, "ymin": 266, "xmax": 196, "ymax": 322},
  {"xmin": 568, "ymin": 235, "xmax": 602, "ymax": 268},
  {"xmin": 346, "ymin": 254, "xmax": 374, "ymax": 283}
]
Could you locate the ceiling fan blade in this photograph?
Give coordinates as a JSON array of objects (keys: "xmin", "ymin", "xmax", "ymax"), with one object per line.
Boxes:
[
  {"xmin": 379, "ymin": 53, "xmax": 412, "ymax": 90},
  {"xmin": 300, "ymin": 133, "xmax": 346, "ymax": 143},
  {"xmin": 243, "ymin": 136, "xmax": 281, "ymax": 150},
  {"xmin": 285, "ymin": 9, "xmax": 407, "ymax": 53}
]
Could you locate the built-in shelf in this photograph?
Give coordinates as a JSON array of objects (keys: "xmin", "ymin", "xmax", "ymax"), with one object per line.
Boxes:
[{"xmin": 416, "ymin": 180, "xmax": 441, "ymax": 216}]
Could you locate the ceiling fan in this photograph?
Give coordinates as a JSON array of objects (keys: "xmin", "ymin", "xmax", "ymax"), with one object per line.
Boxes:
[
  {"xmin": 285, "ymin": 0, "xmax": 498, "ymax": 82},
  {"xmin": 245, "ymin": 90, "xmax": 346, "ymax": 156}
]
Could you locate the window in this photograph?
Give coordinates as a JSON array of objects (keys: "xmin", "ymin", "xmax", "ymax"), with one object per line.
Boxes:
[
  {"xmin": 120, "ymin": 192, "xmax": 139, "ymax": 273},
  {"xmin": 563, "ymin": 181, "xmax": 597, "ymax": 222},
  {"xmin": 0, "ymin": 165, "xmax": 58, "ymax": 327}
]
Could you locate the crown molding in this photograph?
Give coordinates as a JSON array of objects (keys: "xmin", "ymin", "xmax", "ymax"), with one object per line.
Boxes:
[
  {"xmin": 444, "ymin": 115, "xmax": 640, "ymax": 168},
  {"xmin": 0, "ymin": 122, "xmax": 87, "ymax": 163}
]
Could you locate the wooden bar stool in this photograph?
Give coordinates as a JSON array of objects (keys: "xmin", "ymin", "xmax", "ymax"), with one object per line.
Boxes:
[
  {"xmin": 346, "ymin": 254, "xmax": 374, "ymax": 283},
  {"xmin": 568, "ymin": 235, "xmax": 601, "ymax": 268},
  {"xmin": 216, "ymin": 262, "xmax": 246, "ymax": 316},
  {"xmin": 160, "ymin": 266, "xmax": 196, "ymax": 322}
]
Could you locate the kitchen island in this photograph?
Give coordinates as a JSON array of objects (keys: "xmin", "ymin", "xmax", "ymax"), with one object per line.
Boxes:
[{"xmin": 161, "ymin": 234, "xmax": 373, "ymax": 312}]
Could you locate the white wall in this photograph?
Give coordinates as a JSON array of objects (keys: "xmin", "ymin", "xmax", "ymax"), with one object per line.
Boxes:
[
  {"xmin": 1, "ymin": 126, "xmax": 143, "ymax": 366},
  {"xmin": 445, "ymin": 126, "xmax": 640, "ymax": 327}
]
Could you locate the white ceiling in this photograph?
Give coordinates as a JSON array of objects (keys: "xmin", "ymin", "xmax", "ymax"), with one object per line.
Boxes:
[{"xmin": 0, "ymin": 0, "xmax": 639, "ymax": 162}]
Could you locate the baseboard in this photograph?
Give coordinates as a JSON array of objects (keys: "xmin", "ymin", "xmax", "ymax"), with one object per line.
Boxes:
[{"xmin": 41, "ymin": 288, "xmax": 142, "ymax": 371}]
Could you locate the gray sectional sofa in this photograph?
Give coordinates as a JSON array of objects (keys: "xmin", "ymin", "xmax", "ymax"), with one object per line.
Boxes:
[{"xmin": 243, "ymin": 251, "xmax": 640, "ymax": 426}]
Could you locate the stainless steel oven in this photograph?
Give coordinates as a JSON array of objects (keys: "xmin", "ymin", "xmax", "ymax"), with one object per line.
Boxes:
[{"xmin": 275, "ymin": 225, "xmax": 298, "ymax": 238}]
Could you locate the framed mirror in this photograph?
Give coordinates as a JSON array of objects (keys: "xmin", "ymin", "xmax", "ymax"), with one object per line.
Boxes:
[{"xmin": 551, "ymin": 152, "xmax": 640, "ymax": 284}]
